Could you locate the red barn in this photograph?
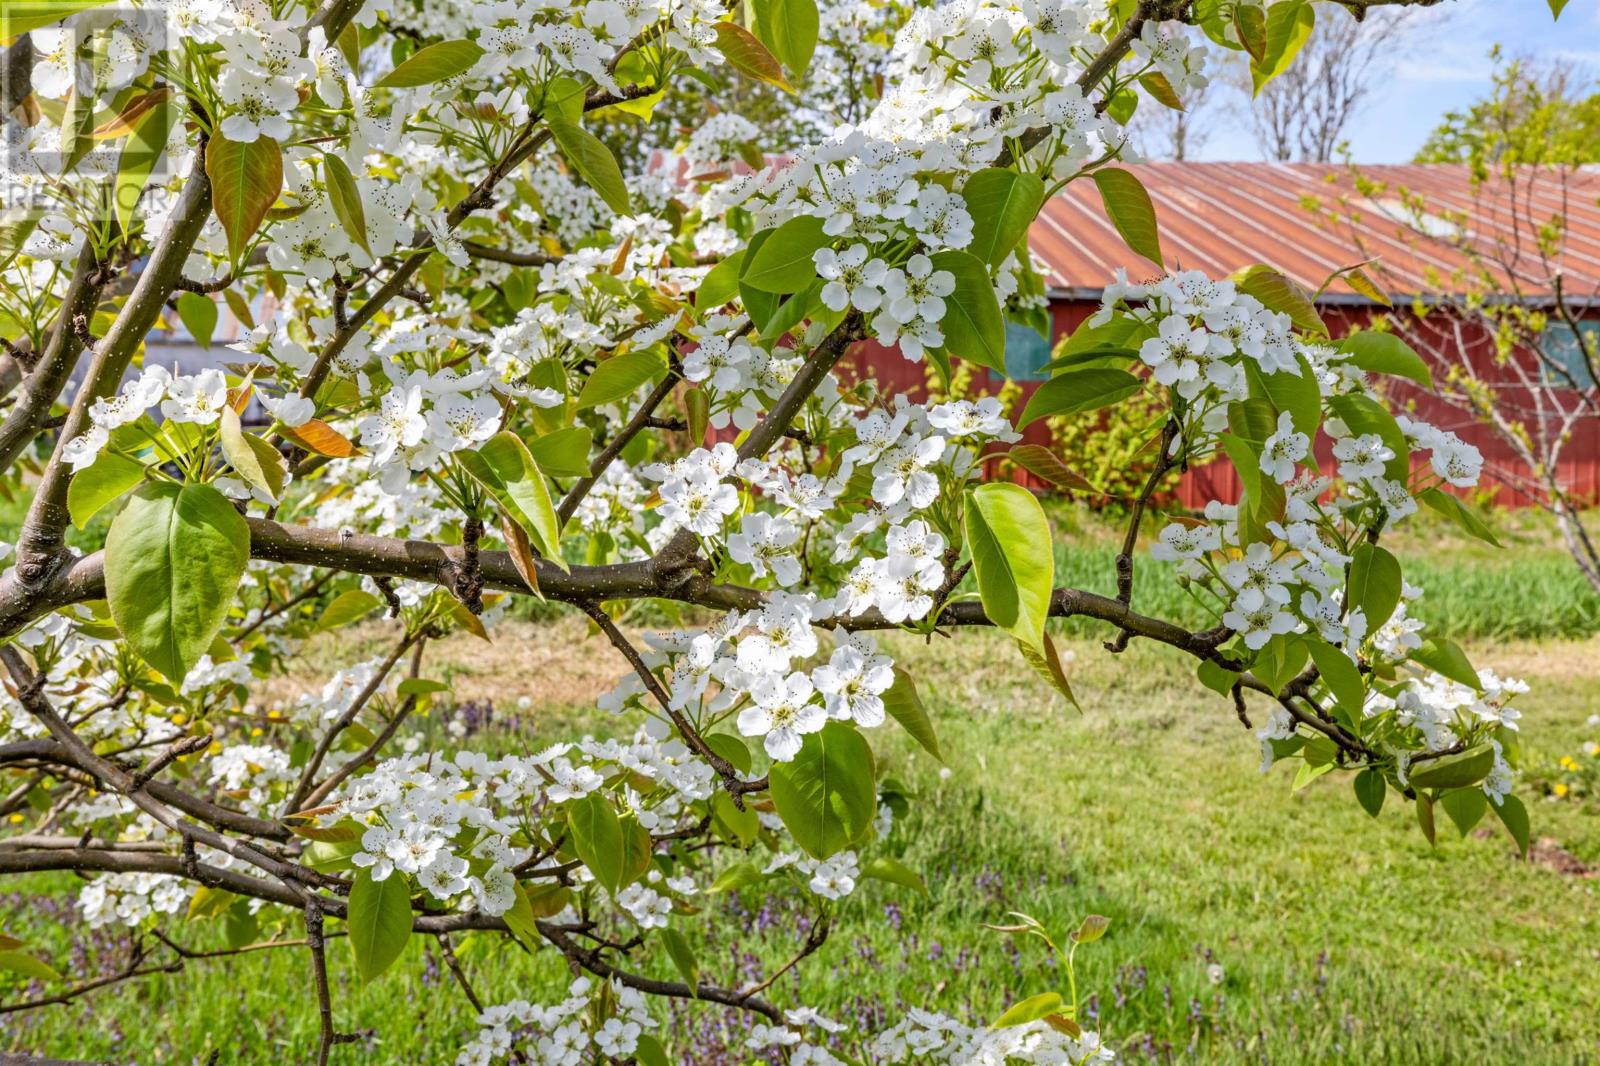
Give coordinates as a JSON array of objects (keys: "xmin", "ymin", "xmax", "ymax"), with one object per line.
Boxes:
[{"xmin": 844, "ymin": 162, "xmax": 1600, "ymax": 508}]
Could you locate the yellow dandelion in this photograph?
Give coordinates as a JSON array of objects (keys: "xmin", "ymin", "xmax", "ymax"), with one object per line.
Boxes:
[{"xmin": 1553, "ymin": 783, "xmax": 1570, "ymax": 797}]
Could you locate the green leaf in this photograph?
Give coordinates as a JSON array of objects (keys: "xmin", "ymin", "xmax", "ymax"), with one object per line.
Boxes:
[
  {"xmin": 1339, "ymin": 331, "xmax": 1432, "ymax": 388},
  {"xmin": 1304, "ymin": 638, "xmax": 1363, "ymax": 720},
  {"xmin": 501, "ymin": 884, "xmax": 540, "ymax": 950},
  {"xmin": 527, "ymin": 426, "xmax": 593, "ymax": 478},
  {"xmin": 567, "ymin": 793, "xmax": 627, "ymax": 894},
  {"xmin": 0, "ymin": 950, "xmax": 60, "ymax": 982},
  {"xmin": 175, "ymin": 291, "xmax": 218, "ymax": 349},
  {"xmin": 1440, "ymin": 787, "xmax": 1488, "ymax": 837},
  {"xmin": 685, "ymin": 387, "xmax": 710, "ymax": 446},
  {"xmin": 397, "ymin": 678, "xmax": 449, "ymax": 697},
  {"xmin": 705, "ymin": 732, "xmax": 752, "ymax": 775},
  {"xmin": 1017, "ymin": 632, "xmax": 1080, "ymax": 710},
  {"xmin": 219, "ymin": 407, "xmax": 286, "ymax": 500},
  {"xmin": 861, "ymin": 857, "xmax": 927, "ymax": 895},
  {"xmin": 105, "ymin": 482, "xmax": 250, "ymax": 684},
  {"xmin": 377, "ymin": 40, "xmax": 485, "ymax": 87},
  {"xmin": 712, "ymin": 20, "xmax": 794, "ymax": 93},
  {"xmin": 698, "ymin": 250, "xmax": 745, "ymax": 309},
  {"xmin": 1548, "ymin": 0, "xmax": 1569, "ymax": 15},
  {"xmin": 1017, "ymin": 368, "xmax": 1142, "ymax": 429},
  {"xmin": 316, "ymin": 589, "xmax": 383, "ymax": 631},
  {"xmin": 1353, "ymin": 767, "xmax": 1386, "ymax": 818},
  {"xmin": 576, "ymin": 351, "xmax": 667, "ymax": 409},
  {"xmin": 543, "ymin": 77, "xmax": 587, "ymax": 124},
  {"xmin": 1235, "ymin": 264, "xmax": 1323, "ymax": 335},
  {"xmin": 1346, "ymin": 543, "xmax": 1402, "ymax": 631},
  {"xmin": 187, "ymin": 884, "xmax": 238, "ymax": 920},
  {"xmin": 1293, "ymin": 759, "xmax": 1335, "ymax": 792},
  {"xmin": 1252, "ymin": 0, "xmax": 1314, "ymax": 94},
  {"xmin": 930, "ymin": 250, "xmax": 1006, "ymax": 374},
  {"xmin": 0, "ymin": 215, "xmax": 40, "ymax": 276},
  {"xmin": 1233, "ymin": 2, "xmax": 1267, "ymax": 62},
  {"xmin": 1410, "ymin": 745, "xmax": 1495, "ymax": 790},
  {"xmin": 881, "ymin": 667, "xmax": 942, "ymax": 761},
  {"xmin": 206, "ymin": 134, "xmax": 283, "ymax": 263},
  {"xmin": 547, "ymin": 119, "xmax": 631, "ymax": 215},
  {"xmin": 961, "ymin": 168, "xmax": 1045, "ymax": 267},
  {"xmin": 457, "ymin": 432, "xmax": 565, "ymax": 571},
  {"xmin": 322, "ymin": 152, "xmax": 370, "ymax": 257},
  {"xmin": 751, "ymin": 0, "xmax": 819, "ymax": 77},
  {"xmin": 1409, "ymin": 637, "xmax": 1481, "ymax": 691},
  {"xmin": 1072, "ymin": 914, "xmax": 1111, "ymax": 943},
  {"xmin": 634, "ymin": 1034, "xmax": 671, "ymax": 1066},
  {"xmin": 659, "ymin": 927, "xmax": 700, "ymax": 989},
  {"xmin": 1089, "ymin": 167, "xmax": 1163, "ymax": 268},
  {"xmin": 1054, "ymin": 312, "xmax": 1150, "ymax": 359},
  {"xmin": 769, "ymin": 721, "xmax": 877, "ymax": 860},
  {"xmin": 712, "ymin": 790, "xmax": 759, "ymax": 847},
  {"xmin": 67, "ymin": 452, "xmax": 147, "ymax": 530},
  {"xmin": 708, "ymin": 862, "xmax": 769, "ymax": 893},
  {"xmin": 995, "ymin": 992, "xmax": 1063, "ymax": 1028},
  {"xmin": 348, "ymin": 869, "xmax": 413, "ymax": 982},
  {"xmin": 1494, "ymin": 793, "xmax": 1530, "ymax": 858},
  {"xmin": 1251, "ymin": 633, "xmax": 1307, "ymax": 696},
  {"xmin": 1138, "ymin": 70, "xmax": 1185, "ymax": 110},
  {"xmin": 1251, "ymin": 355, "xmax": 1321, "ymax": 440},
  {"xmin": 1417, "ymin": 488, "xmax": 1500, "ymax": 547},
  {"xmin": 1197, "ymin": 658, "xmax": 1241, "ymax": 696},
  {"xmin": 113, "ymin": 97, "xmax": 174, "ymax": 234},
  {"xmin": 1007, "ymin": 445, "xmax": 1100, "ymax": 494},
  {"xmin": 1416, "ymin": 791, "xmax": 1436, "ymax": 846},
  {"xmin": 0, "ymin": 0, "xmax": 114, "ymax": 35},
  {"xmin": 964, "ymin": 483, "xmax": 1054, "ymax": 653},
  {"xmin": 741, "ymin": 216, "xmax": 830, "ymax": 294}
]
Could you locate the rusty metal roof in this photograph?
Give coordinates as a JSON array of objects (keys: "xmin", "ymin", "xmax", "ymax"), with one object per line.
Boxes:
[{"xmin": 1031, "ymin": 162, "xmax": 1600, "ymax": 305}]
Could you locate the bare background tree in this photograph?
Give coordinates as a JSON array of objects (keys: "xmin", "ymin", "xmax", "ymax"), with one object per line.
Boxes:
[
  {"xmin": 1346, "ymin": 54, "xmax": 1600, "ymax": 591},
  {"xmin": 1244, "ymin": 7, "xmax": 1419, "ymax": 162}
]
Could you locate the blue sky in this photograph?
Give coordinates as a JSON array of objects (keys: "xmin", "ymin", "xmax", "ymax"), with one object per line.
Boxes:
[{"xmin": 1197, "ymin": 0, "xmax": 1600, "ymax": 161}]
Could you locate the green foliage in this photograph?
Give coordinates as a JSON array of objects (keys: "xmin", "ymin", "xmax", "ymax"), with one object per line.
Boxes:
[
  {"xmin": 1414, "ymin": 52, "xmax": 1600, "ymax": 171},
  {"xmin": 347, "ymin": 870, "xmax": 413, "ymax": 982},
  {"xmin": 932, "ymin": 250, "xmax": 1007, "ymax": 374},
  {"xmin": 104, "ymin": 481, "xmax": 250, "ymax": 684},
  {"xmin": 961, "ymin": 168, "xmax": 1045, "ymax": 267},
  {"xmin": 769, "ymin": 721, "xmax": 877, "ymax": 859},
  {"xmin": 547, "ymin": 119, "xmax": 632, "ymax": 215},
  {"xmin": 567, "ymin": 793, "xmax": 628, "ymax": 894},
  {"xmin": 457, "ymin": 432, "xmax": 564, "ymax": 569},
  {"xmin": 377, "ymin": 40, "xmax": 487, "ymax": 88},
  {"xmin": 1088, "ymin": 168, "xmax": 1162, "ymax": 268},
  {"xmin": 205, "ymin": 134, "xmax": 283, "ymax": 262},
  {"xmin": 964, "ymin": 483, "xmax": 1054, "ymax": 653}
]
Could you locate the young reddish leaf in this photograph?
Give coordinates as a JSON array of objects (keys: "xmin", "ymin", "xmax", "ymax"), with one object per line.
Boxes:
[
  {"xmin": 206, "ymin": 134, "xmax": 284, "ymax": 262},
  {"xmin": 712, "ymin": 21, "xmax": 795, "ymax": 93}
]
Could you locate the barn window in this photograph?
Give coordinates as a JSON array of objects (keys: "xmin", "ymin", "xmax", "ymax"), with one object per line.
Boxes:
[
  {"xmin": 1002, "ymin": 321, "xmax": 1054, "ymax": 381},
  {"xmin": 1541, "ymin": 321, "xmax": 1599, "ymax": 390}
]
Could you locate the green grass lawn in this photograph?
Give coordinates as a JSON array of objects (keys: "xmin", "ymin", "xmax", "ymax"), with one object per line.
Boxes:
[{"xmin": 5, "ymin": 622, "xmax": 1599, "ymax": 1065}]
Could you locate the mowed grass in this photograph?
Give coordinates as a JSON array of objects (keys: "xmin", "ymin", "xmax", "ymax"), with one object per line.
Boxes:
[{"xmin": 5, "ymin": 620, "xmax": 1599, "ymax": 1065}]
